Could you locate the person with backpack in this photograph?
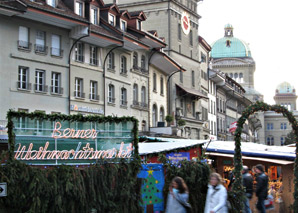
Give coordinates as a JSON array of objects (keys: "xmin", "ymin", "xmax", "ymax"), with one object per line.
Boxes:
[
  {"xmin": 165, "ymin": 176, "xmax": 192, "ymax": 213},
  {"xmin": 255, "ymin": 164, "xmax": 269, "ymax": 213},
  {"xmin": 204, "ymin": 173, "xmax": 228, "ymax": 213},
  {"xmin": 242, "ymin": 165, "xmax": 253, "ymax": 213}
]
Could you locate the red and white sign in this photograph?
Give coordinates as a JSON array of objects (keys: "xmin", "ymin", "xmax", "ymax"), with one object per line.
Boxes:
[
  {"xmin": 181, "ymin": 12, "xmax": 190, "ymax": 35},
  {"xmin": 229, "ymin": 121, "xmax": 237, "ymax": 133}
]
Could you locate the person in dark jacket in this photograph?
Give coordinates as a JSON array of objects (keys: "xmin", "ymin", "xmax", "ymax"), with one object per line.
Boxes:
[
  {"xmin": 255, "ymin": 164, "xmax": 268, "ymax": 213},
  {"xmin": 242, "ymin": 166, "xmax": 253, "ymax": 213}
]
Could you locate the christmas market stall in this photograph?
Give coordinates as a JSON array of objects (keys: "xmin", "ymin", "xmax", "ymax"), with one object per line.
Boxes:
[{"xmin": 206, "ymin": 140, "xmax": 295, "ymax": 212}]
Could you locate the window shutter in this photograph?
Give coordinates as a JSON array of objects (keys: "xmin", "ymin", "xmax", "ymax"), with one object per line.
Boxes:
[
  {"xmin": 19, "ymin": 26, "xmax": 28, "ymax": 42},
  {"xmin": 90, "ymin": 9, "xmax": 94, "ymax": 24},
  {"xmin": 51, "ymin": 35, "xmax": 60, "ymax": 55}
]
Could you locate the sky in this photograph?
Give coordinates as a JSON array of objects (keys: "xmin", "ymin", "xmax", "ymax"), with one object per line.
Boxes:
[{"xmin": 197, "ymin": 0, "xmax": 298, "ymax": 104}]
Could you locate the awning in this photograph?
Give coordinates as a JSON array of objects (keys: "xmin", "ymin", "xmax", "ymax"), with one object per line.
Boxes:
[
  {"xmin": 176, "ymin": 84, "xmax": 209, "ymax": 99},
  {"xmin": 206, "ymin": 152, "xmax": 294, "ymax": 165},
  {"xmin": 150, "ymin": 52, "xmax": 186, "ymax": 75}
]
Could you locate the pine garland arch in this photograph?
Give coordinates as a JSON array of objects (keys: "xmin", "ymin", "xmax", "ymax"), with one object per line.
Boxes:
[{"xmin": 232, "ymin": 101, "xmax": 298, "ymax": 212}]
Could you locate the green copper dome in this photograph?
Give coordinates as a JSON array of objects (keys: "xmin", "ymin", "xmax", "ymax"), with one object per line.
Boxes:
[
  {"xmin": 276, "ymin": 82, "xmax": 295, "ymax": 94},
  {"xmin": 211, "ymin": 24, "xmax": 251, "ymax": 58}
]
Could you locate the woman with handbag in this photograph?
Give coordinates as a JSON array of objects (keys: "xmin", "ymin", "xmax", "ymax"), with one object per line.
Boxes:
[
  {"xmin": 165, "ymin": 176, "xmax": 192, "ymax": 213},
  {"xmin": 204, "ymin": 173, "xmax": 228, "ymax": 213}
]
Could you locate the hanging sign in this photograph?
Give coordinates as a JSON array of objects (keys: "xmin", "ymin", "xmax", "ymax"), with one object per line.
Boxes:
[
  {"xmin": 12, "ymin": 117, "xmax": 135, "ymax": 165},
  {"xmin": 166, "ymin": 152, "xmax": 190, "ymax": 163},
  {"xmin": 181, "ymin": 12, "xmax": 190, "ymax": 35}
]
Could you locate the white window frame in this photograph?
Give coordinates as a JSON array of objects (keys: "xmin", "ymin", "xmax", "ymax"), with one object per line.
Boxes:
[
  {"xmin": 120, "ymin": 56, "xmax": 127, "ymax": 74},
  {"xmin": 90, "ymin": 45, "xmax": 98, "ymax": 65},
  {"xmin": 90, "ymin": 81, "xmax": 98, "ymax": 100},
  {"xmin": 75, "ymin": 42, "xmax": 84, "ymax": 62},
  {"xmin": 75, "ymin": 1, "xmax": 83, "ymax": 17},
  {"xmin": 51, "ymin": 72, "xmax": 61, "ymax": 94},
  {"xmin": 35, "ymin": 30, "xmax": 46, "ymax": 52},
  {"xmin": 51, "ymin": 34, "xmax": 61, "ymax": 56},
  {"xmin": 75, "ymin": 78, "xmax": 83, "ymax": 98},
  {"xmin": 18, "ymin": 26, "xmax": 30, "ymax": 49},
  {"xmin": 121, "ymin": 88, "xmax": 127, "ymax": 106},
  {"xmin": 35, "ymin": 69, "xmax": 45, "ymax": 92},
  {"xmin": 120, "ymin": 19, "xmax": 127, "ymax": 31},
  {"xmin": 90, "ymin": 7, "xmax": 98, "ymax": 25},
  {"xmin": 108, "ymin": 84, "xmax": 115, "ymax": 103},
  {"xmin": 18, "ymin": 66, "xmax": 29, "ymax": 90},
  {"xmin": 109, "ymin": 13, "xmax": 115, "ymax": 26}
]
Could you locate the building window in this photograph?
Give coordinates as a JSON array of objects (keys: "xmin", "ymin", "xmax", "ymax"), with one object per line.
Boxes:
[
  {"xmin": 90, "ymin": 8, "xmax": 98, "ymax": 25},
  {"xmin": 51, "ymin": 34, "xmax": 62, "ymax": 57},
  {"xmin": 152, "ymin": 104, "xmax": 157, "ymax": 127},
  {"xmin": 160, "ymin": 107, "xmax": 164, "ymax": 122},
  {"xmin": 281, "ymin": 137, "xmax": 284, "ymax": 146},
  {"xmin": 267, "ymin": 123, "xmax": 273, "ymax": 130},
  {"xmin": 46, "ymin": 0, "xmax": 56, "ymax": 7},
  {"xmin": 281, "ymin": 122, "xmax": 287, "ymax": 130},
  {"xmin": 189, "ymin": 30, "xmax": 193, "ymax": 46},
  {"xmin": 160, "ymin": 77, "xmax": 164, "ymax": 95},
  {"xmin": 121, "ymin": 88, "xmax": 127, "ymax": 106},
  {"xmin": 180, "ymin": 99, "xmax": 184, "ymax": 116},
  {"xmin": 201, "ymin": 52, "xmax": 206, "ymax": 63},
  {"xmin": 35, "ymin": 69, "xmax": 46, "ymax": 92},
  {"xmin": 133, "ymin": 84, "xmax": 139, "ymax": 105},
  {"xmin": 192, "ymin": 102, "xmax": 196, "ymax": 117},
  {"xmin": 108, "ymin": 84, "xmax": 115, "ymax": 103},
  {"xmin": 75, "ymin": 42, "xmax": 84, "ymax": 62},
  {"xmin": 153, "ymin": 73, "xmax": 157, "ymax": 92},
  {"xmin": 192, "ymin": 70, "xmax": 195, "ymax": 87},
  {"xmin": 141, "ymin": 55, "xmax": 146, "ymax": 70},
  {"xmin": 120, "ymin": 56, "xmax": 127, "ymax": 74},
  {"xmin": 18, "ymin": 26, "xmax": 30, "ymax": 49},
  {"xmin": 18, "ymin": 66, "xmax": 30, "ymax": 90},
  {"xmin": 35, "ymin": 30, "xmax": 46, "ymax": 53},
  {"xmin": 75, "ymin": 78, "xmax": 84, "ymax": 98},
  {"xmin": 141, "ymin": 86, "xmax": 146, "ymax": 105},
  {"xmin": 239, "ymin": 73, "xmax": 244, "ymax": 83},
  {"xmin": 109, "ymin": 13, "xmax": 115, "ymax": 26},
  {"xmin": 180, "ymin": 71, "xmax": 183, "ymax": 83},
  {"xmin": 133, "ymin": 52, "xmax": 138, "ymax": 68},
  {"xmin": 75, "ymin": 1, "xmax": 83, "ymax": 16},
  {"xmin": 89, "ymin": 46, "xmax": 98, "ymax": 65},
  {"xmin": 108, "ymin": 52, "xmax": 115, "ymax": 69},
  {"xmin": 178, "ymin": 23, "xmax": 181, "ymax": 40},
  {"xmin": 137, "ymin": 20, "xmax": 141, "ymax": 30},
  {"xmin": 120, "ymin": 20, "xmax": 126, "ymax": 31},
  {"xmin": 226, "ymin": 40, "xmax": 231, "ymax": 47},
  {"xmin": 51, "ymin": 72, "xmax": 62, "ymax": 94},
  {"xmin": 90, "ymin": 81, "xmax": 98, "ymax": 100}
]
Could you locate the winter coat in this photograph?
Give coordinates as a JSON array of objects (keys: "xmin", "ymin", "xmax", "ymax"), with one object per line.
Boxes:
[
  {"xmin": 243, "ymin": 172, "xmax": 253, "ymax": 198},
  {"xmin": 165, "ymin": 190, "xmax": 189, "ymax": 213},
  {"xmin": 256, "ymin": 173, "xmax": 268, "ymax": 199},
  {"xmin": 204, "ymin": 184, "xmax": 228, "ymax": 213}
]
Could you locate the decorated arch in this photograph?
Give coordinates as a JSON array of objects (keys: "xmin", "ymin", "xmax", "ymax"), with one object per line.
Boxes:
[{"xmin": 232, "ymin": 101, "xmax": 298, "ymax": 211}]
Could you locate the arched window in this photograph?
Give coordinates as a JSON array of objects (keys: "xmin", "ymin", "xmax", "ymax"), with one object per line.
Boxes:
[
  {"xmin": 239, "ymin": 73, "xmax": 243, "ymax": 83},
  {"xmin": 271, "ymin": 136, "xmax": 274, "ymax": 145},
  {"xmin": 229, "ymin": 73, "xmax": 233, "ymax": 78},
  {"xmin": 153, "ymin": 73, "xmax": 157, "ymax": 92},
  {"xmin": 120, "ymin": 88, "xmax": 127, "ymax": 106},
  {"xmin": 142, "ymin": 120, "xmax": 146, "ymax": 132},
  {"xmin": 234, "ymin": 73, "xmax": 238, "ymax": 82},
  {"xmin": 141, "ymin": 86, "xmax": 146, "ymax": 105},
  {"xmin": 160, "ymin": 107, "xmax": 164, "ymax": 122},
  {"xmin": 133, "ymin": 84, "xmax": 138, "ymax": 104},
  {"xmin": 267, "ymin": 137, "xmax": 270, "ymax": 145},
  {"xmin": 120, "ymin": 56, "xmax": 127, "ymax": 74},
  {"xmin": 152, "ymin": 104, "xmax": 157, "ymax": 127},
  {"xmin": 133, "ymin": 52, "xmax": 138, "ymax": 68},
  {"xmin": 141, "ymin": 55, "xmax": 146, "ymax": 70},
  {"xmin": 281, "ymin": 137, "xmax": 284, "ymax": 146},
  {"xmin": 160, "ymin": 77, "xmax": 164, "ymax": 95},
  {"xmin": 108, "ymin": 84, "xmax": 115, "ymax": 103},
  {"xmin": 108, "ymin": 52, "xmax": 115, "ymax": 69}
]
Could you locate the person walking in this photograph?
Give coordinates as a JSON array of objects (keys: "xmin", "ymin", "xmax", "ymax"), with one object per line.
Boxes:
[
  {"xmin": 204, "ymin": 173, "xmax": 228, "ymax": 213},
  {"xmin": 255, "ymin": 164, "xmax": 269, "ymax": 213},
  {"xmin": 165, "ymin": 176, "xmax": 191, "ymax": 213},
  {"xmin": 242, "ymin": 165, "xmax": 253, "ymax": 213}
]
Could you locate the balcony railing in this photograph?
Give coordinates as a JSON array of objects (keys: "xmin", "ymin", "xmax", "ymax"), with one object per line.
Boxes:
[
  {"xmin": 34, "ymin": 84, "xmax": 48, "ymax": 93},
  {"xmin": 89, "ymin": 94, "xmax": 99, "ymax": 101},
  {"xmin": 50, "ymin": 47, "xmax": 63, "ymax": 57},
  {"xmin": 132, "ymin": 100, "xmax": 140, "ymax": 106},
  {"xmin": 75, "ymin": 55, "xmax": 84, "ymax": 62},
  {"xmin": 50, "ymin": 86, "xmax": 63, "ymax": 95},
  {"xmin": 120, "ymin": 100, "xmax": 128, "ymax": 106},
  {"xmin": 140, "ymin": 102, "xmax": 148, "ymax": 108},
  {"xmin": 17, "ymin": 81, "xmax": 31, "ymax": 90},
  {"xmin": 74, "ymin": 91, "xmax": 85, "ymax": 99},
  {"xmin": 34, "ymin": 44, "xmax": 48, "ymax": 54},
  {"xmin": 90, "ymin": 58, "xmax": 98, "ymax": 66},
  {"xmin": 18, "ymin": 40, "xmax": 32, "ymax": 51}
]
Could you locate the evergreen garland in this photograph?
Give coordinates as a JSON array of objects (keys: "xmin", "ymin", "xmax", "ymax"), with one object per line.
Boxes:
[
  {"xmin": 233, "ymin": 101, "xmax": 298, "ymax": 212},
  {"xmin": 0, "ymin": 110, "xmax": 142, "ymax": 212},
  {"xmin": 158, "ymin": 155, "xmax": 210, "ymax": 213}
]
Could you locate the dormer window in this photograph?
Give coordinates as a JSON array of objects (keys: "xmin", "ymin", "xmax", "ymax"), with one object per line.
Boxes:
[
  {"xmin": 109, "ymin": 13, "xmax": 115, "ymax": 26},
  {"xmin": 226, "ymin": 40, "xmax": 231, "ymax": 47},
  {"xmin": 90, "ymin": 8, "xmax": 98, "ymax": 25},
  {"xmin": 137, "ymin": 20, "xmax": 141, "ymax": 30},
  {"xmin": 46, "ymin": 0, "xmax": 56, "ymax": 7},
  {"xmin": 75, "ymin": 1, "xmax": 83, "ymax": 17},
  {"xmin": 120, "ymin": 20, "xmax": 127, "ymax": 32}
]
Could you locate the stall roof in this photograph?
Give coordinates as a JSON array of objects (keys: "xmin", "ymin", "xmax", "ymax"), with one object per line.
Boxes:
[
  {"xmin": 205, "ymin": 141, "xmax": 296, "ymax": 161},
  {"xmin": 139, "ymin": 137, "xmax": 208, "ymax": 155},
  {"xmin": 206, "ymin": 152, "xmax": 294, "ymax": 165}
]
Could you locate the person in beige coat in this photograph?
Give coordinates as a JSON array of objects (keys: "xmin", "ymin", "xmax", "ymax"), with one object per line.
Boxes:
[{"xmin": 204, "ymin": 173, "xmax": 228, "ymax": 213}]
